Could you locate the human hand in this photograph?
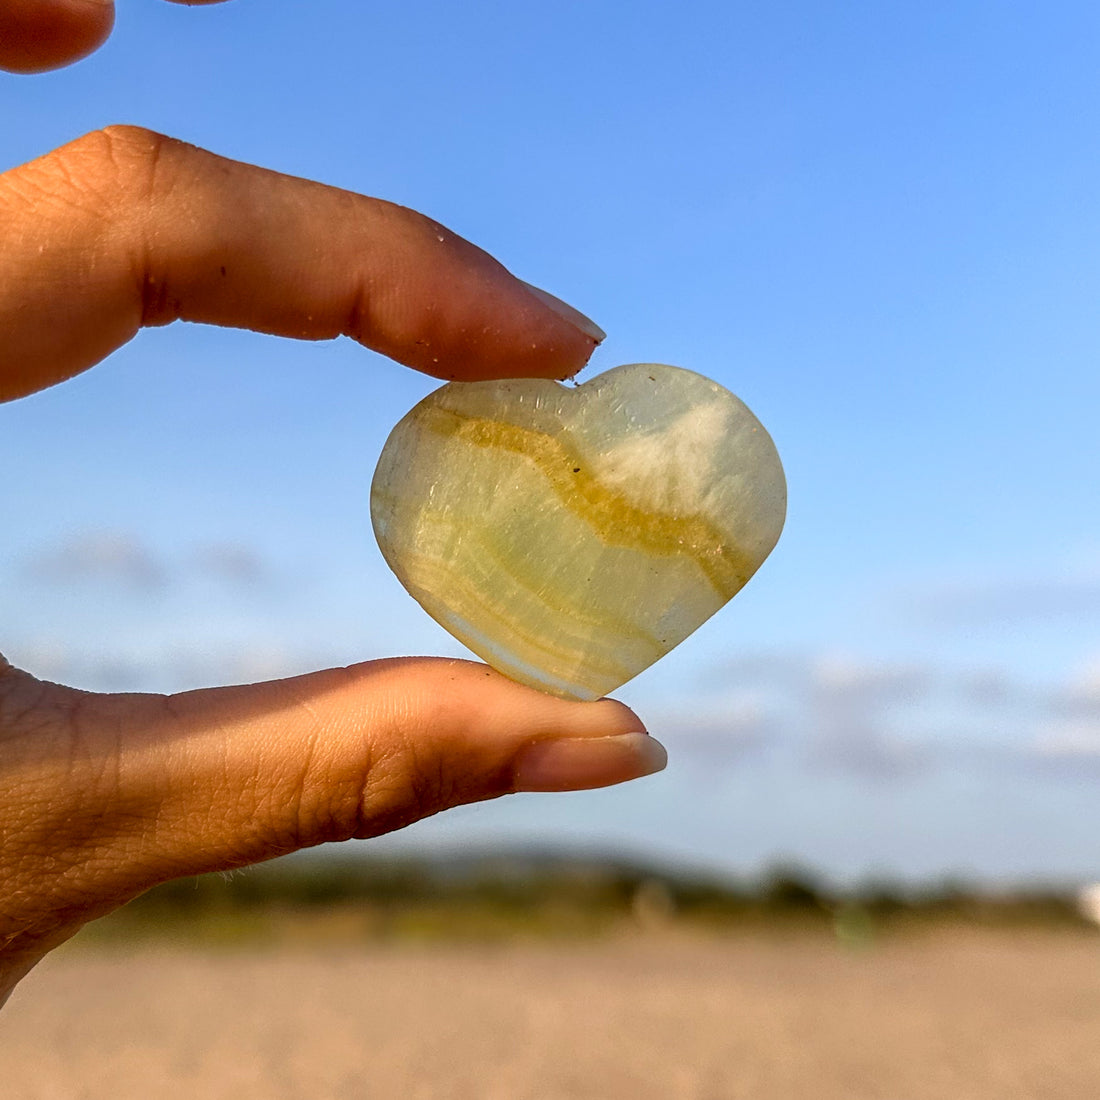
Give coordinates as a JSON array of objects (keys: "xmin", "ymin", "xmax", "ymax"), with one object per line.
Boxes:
[{"xmin": 0, "ymin": 14, "xmax": 666, "ymax": 1007}]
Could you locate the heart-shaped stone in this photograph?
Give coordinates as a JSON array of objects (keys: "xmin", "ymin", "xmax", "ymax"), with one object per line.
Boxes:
[{"xmin": 370, "ymin": 363, "xmax": 786, "ymax": 701}]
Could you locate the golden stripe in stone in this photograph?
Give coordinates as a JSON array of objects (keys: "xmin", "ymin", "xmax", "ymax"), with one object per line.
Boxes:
[
  {"xmin": 401, "ymin": 548, "xmax": 642, "ymax": 687},
  {"xmin": 419, "ymin": 404, "xmax": 755, "ymax": 600},
  {"xmin": 374, "ymin": 449, "xmax": 713, "ymax": 693},
  {"xmin": 384, "ymin": 453, "xmax": 712, "ymax": 651},
  {"xmin": 374, "ymin": 446, "xmax": 724, "ymax": 660},
  {"xmin": 444, "ymin": 522, "xmax": 670, "ymax": 655},
  {"xmin": 399, "ymin": 494, "xmax": 661, "ymax": 647}
]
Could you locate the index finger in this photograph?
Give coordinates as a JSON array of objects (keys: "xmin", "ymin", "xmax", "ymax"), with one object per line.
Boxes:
[{"xmin": 0, "ymin": 127, "xmax": 603, "ymax": 403}]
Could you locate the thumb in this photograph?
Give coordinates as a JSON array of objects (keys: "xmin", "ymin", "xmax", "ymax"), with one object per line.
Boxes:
[
  {"xmin": 152, "ymin": 657, "xmax": 664, "ymax": 855},
  {"xmin": 0, "ymin": 0, "xmax": 115, "ymax": 73},
  {"xmin": 1, "ymin": 658, "xmax": 664, "ymax": 956}
]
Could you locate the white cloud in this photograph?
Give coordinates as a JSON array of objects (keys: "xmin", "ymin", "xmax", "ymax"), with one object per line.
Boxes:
[
  {"xmin": 900, "ymin": 566, "xmax": 1100, "ymax": 627},
  {"xmin": 1067, "ymin": 655, "xmax": 1100, "ymax": 705},
  {"xmin": 23, "ymin": 530, "xmax": 165, "ymax": 590},
  {"xmin": 1029, "ymin": 720, "xmax": 1100, "ymax": 766},
  {"xmin": 19, "ymin": 529, "xmax": 275, "ymax": 594},
  {"xmin": 10, "ymin": 637, "xmax": 331, "ymax": 694},
  {"xmin": 696, "ymin": 648, "xmax": 1100, "ymax": 784},
  {"xmin": 190, "ymin": 542, "xmax": 269, "ymax": 586},
  {"xmin": 1032, "ymin": 657, "xmax": 1100, "ymax": 762},
  {"xmin": 808, "ymin": 731, "xmax": 934, "ymax": 780},
  {"xmin": 811, "ymin": 652, "xmax": 929, "ymax": 700},
  {"xmin": 651, "ymin": 695, "xmax": 774, "ymax": 765}
]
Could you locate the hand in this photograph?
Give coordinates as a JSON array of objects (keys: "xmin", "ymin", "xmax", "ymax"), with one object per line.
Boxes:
[{"xmin": 0, "ymin": 13, "xmax": 666, "ymax": 1007}]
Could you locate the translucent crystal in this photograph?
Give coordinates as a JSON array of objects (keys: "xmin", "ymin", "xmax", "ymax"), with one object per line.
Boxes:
[{"xmin": 370, "ymin": 363, "xmax": 786, "ymax": 700}]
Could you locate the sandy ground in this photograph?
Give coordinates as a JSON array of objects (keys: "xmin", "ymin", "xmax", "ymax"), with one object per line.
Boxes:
[{"xmin": 1, "ymin": 930, "xmax": 1098, "ymax": 1099}]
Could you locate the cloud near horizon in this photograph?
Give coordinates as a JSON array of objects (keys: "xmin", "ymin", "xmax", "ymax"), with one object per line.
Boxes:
[
  {"xmin": 22, "ymin": 530, "xmax": 166, "ymax": 591},
  {"xmin": 698, "ymin": 649, "xmax": 1099, "ymax": 783},
  {"xmin": 897, "ymin": 567, "xmax": 1100, "ymax": 627},
  {"xmin": 18, "ymin": 529, "xmax": 274, "ymax": 594},
  {"xmin": 11, "ymin": 637, "xmax": 328, "ymax": 695}
]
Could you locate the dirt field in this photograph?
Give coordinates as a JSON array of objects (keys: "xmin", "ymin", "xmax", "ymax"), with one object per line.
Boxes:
[{"xmin": 2, "ymin": 930, "xmax": 1098, "ymax": 1099}]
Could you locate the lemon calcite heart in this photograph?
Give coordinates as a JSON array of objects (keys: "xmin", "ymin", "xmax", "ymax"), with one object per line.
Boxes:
[{"xmin": 371, "ymin": 363, "xmax": 786, "ymax": 701}]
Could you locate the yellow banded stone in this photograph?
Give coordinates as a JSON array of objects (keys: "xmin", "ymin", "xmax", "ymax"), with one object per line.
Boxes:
[{"xmin": 370, "ymin": 363, "xmax": 786, "ymax": 700}]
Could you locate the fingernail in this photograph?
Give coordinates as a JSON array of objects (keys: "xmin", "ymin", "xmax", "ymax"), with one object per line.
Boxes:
[
  {"xmin": 513, "ymin": 733, "xmax": 667, "ymax": 792},
  {"xmin": 518, "ymin": 280, "xmax": 607, "ymax": 344}
]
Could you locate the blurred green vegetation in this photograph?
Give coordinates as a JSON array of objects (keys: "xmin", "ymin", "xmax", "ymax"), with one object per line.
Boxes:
[{"xmin": 77, "ymin": 850, "xmax": 1096, "ymax": 948}]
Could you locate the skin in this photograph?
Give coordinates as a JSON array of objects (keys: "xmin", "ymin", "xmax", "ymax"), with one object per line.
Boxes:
[{"xmin": 0, "ymin": 0, "xmax": 666, "ymax": 1007}]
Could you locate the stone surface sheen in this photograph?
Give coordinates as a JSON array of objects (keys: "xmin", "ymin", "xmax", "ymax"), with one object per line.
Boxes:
[{"xmin": 371, "ymin": 363, "xmax": 786, "ymax": 701}]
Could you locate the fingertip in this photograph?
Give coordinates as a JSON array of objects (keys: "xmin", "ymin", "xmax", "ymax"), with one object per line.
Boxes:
[
  {"xmin": 578, "ymin": 694, "xmax": 649, "ymax": 738},
  {"xmin": 0, "ymin": 0, "xmax": 115, "ymax": 74},
  {"xmin": 355, "ymin": 209, "xmax": 603, "ymax": 383},
  {"xmin": 486, "ymin": 272, "xmax": 604, "ymax": 381},
  {"xmin": 513, "ymin": 732, "xmax": 668, "ymax": 792},
  {"xmin": 378, "ymin": 257, "xmax": 603, "ymax": 384},
  {"xmin": 517, "ymin": 281, "xmax": 607, "ymax": 345}
]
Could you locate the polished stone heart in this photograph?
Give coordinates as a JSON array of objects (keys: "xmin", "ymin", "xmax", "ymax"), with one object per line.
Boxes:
[{"xmin": 370, "ymin": 363, "xmax": 786, "ymax": 700}]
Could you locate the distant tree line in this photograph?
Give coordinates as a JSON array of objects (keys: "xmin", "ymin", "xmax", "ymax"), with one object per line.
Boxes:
[{"xmin": 92, "ymin": 849, "xmax": 1093, "ymax": 944}]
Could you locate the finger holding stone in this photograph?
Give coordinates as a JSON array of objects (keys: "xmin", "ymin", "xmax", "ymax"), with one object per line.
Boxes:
[
  {"xmin": 0, "ymin": 657, "xmax": 663, "ymax": 985},
  {"xmin": 0, "ymin": 126, "xmax": 603, "ymax": 403}
]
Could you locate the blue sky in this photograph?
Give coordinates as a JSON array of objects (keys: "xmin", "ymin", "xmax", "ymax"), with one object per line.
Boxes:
[{"xmin": 2, "ymin": 0, "xmax": 1099, "ymax": 885}]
